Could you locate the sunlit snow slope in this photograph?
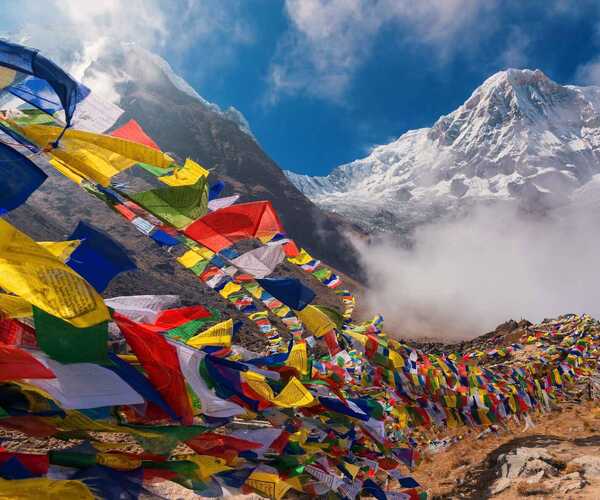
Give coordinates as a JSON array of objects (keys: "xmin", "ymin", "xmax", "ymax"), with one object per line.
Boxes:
[{"xmin": 286, "ymin": 69, "xmax": 600, "ymax": 231}]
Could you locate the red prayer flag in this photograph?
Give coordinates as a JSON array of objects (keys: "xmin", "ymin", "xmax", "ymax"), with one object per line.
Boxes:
[
  {"xmin": 185, "ymin": 201, "xmax": 284, "ymax": 252},
  {"xmin": 110, "ymin": 119, "xmax": 160, "ymax": 150},
  {"xmin": 0, "ymin": 451, "xmax": 49, "ymax": 475},
  {"xmin": 0, "ymin": 345, "xmax": 55, "ymax": 380},
  {"xmin": 0, "ymin": 319, "xmax": 37, "ymax": 348},
  {"xmin": 114, "ymin": 313, "xmax": 194, "ymax": 425},
  {"xmin": 153, "ymin": 305, "xmax": 212, "ymax": 330},
  {"xmin": 283, "ymin": 240, "xmax": 300, "ymax": 257}
]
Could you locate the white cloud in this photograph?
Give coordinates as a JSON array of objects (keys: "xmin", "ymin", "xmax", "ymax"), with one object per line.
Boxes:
[
  {"xmin": 268, "ymin": 0, "xmax": 499, "ymax": 102},
  {"xmin": 499, "ymin": 27, "xmax": 531, "ymax": 68},
  {"xmin": 575, "ymin": 57, "xmax": 600, "ymax": 86},
  {"xmin": 354, "ymin": 203, "xmax": 600, "ymax": 340},
  {"xmin": 2, "ymin": 0, "xmax": 255, "ymax": 92}
]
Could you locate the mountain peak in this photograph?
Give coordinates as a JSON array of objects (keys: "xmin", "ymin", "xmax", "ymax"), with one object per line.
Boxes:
[
  {"xmin": 78, "ymin": 41, "xmax": 256, "ymax": 140},
  {"xmin": 286, "ymin": 69, "xmax": 600, "ymax": 232},
  {"xmin": 429, "ymin": 68, "xmax": 570, "ymax": 147},
  {"xmin": 485, "ymin": 68, "xmax": 550, "ymax": 87}
]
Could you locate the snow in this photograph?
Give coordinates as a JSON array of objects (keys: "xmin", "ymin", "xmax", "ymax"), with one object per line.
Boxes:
[
  {"xmin": 285, "ymin": 68, "xmax": 600, "ymax": 232},
  {"xmin": 76, "ymin": 42, "xmax": 257, "ymax": 141}
]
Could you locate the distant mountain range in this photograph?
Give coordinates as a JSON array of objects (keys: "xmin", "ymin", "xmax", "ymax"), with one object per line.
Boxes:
[{"xmin": 286, "ymin": 69, "xmax": 600, "ymax": 232}]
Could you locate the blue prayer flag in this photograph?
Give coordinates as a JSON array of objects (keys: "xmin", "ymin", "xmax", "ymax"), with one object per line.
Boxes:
[
  {"xmin": 67, "ymin": 221, "xmax": 137, "ymax": 292},
  {"xmin": 0, "ymin": 142, "xmax": 46, "ymax": 214},
  {"xmin": 256, "ymin": 277, "xmax": 316, "ymax": 311}
]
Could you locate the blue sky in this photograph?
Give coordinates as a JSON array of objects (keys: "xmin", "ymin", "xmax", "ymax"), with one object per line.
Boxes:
[{"xmin": 4, "ymin": 1, "xmax": 600, "ymax": 175}]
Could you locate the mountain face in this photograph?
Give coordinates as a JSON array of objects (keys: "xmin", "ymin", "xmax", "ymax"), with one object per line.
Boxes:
[
  {"xmin": 285, "ymin": 69, "xmax": 600, "ymax": 232},
  {"xmin": 75, "ymin": 44, "xmax": 364, "ymax": 278}
]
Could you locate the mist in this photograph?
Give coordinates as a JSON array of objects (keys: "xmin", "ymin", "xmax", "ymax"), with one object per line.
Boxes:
[{"xmin": 353, "ymin": 202, "xmax": 600, "ymax": 340}]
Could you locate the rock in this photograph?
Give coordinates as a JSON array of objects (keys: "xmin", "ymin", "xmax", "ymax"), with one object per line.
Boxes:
[
  {"xmin": 490, "ymin": 477, "xmax": 511, "ymax": 495},
  {"xmin": 561, "ymin": 479, "xmax": 586, "ymax": 494},
  {"xmin": 570, "ymin": 455, "xmax": 600, "ymax": 479},
  {"xmin": 521, "ymin": 458, "xmax": 558, "ymax": 478},
  {"xmin": 499, "ymin": 447, "xmax": 554, "ymax": 479},
  {"xmin": 525, "ymin": 470, "xmax": 545, "ymax": 483},
  {"xmin": 544, "ymin": 472, "xmax": 587, "ymax": 495}
]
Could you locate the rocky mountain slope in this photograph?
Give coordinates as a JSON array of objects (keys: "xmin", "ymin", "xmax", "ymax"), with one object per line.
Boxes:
[
  {"xmin": 286, "ymin": 69, "xmax": 600, "ymax": 232},
  {"xmin": 80, "ymin": 44, "xmax": 364, "ymax": 278}
]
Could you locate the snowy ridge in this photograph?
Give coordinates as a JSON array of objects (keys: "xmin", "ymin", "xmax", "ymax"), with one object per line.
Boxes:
[
  {"xmin": 285, "ymin": 69, "xmax": 600, "ymax": 231},
  {"xmin": 130, "ymin": 46, "xmax": 256, "ymax": 140},
  {"xmin": 79, "ymin": 42, "xmax": 256, "ymax": 141}
]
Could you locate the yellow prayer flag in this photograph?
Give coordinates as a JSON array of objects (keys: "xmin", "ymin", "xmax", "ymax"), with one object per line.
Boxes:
[
  {"xmin": 271, "ymin": 377, "xmax": 314, "ymax": 408},
  {"xmin": 287, "ymin": 248, "xmax": 313, "ymax": 266},
  {"xmin": 245, "ymin": 470, "xmax": 291, "ymax": 500},
  {"xmin": 159, "ymin": 158, "xmax": 209, "ymax": 186},
  {"xmin": 38, "ymin": 240, "xmax": 81, "ymax": 263},
  {"xmin": 48, "ymin": 157, "xmax": 85, "ymax": 185},
  {"xmin": 344, "ymin": 461, "xmax": 360, "ymax": 479},
  {"xmin": 12, "ymin": 124, "xmax": 173, "ymax": 186},
  {"xmin": 195, "ymin": 246, "xmax": 215, "ymax": 260},
  {"xmin": 243, "ymin": 372, "xmax": 314, "ymax": 408},
  {"xmin": 186, "ymin": 319, "xmax": 233, "ymax": 348},
  {"xmin": 478, "ymin": 408, "xmax": 492, "ymax": 426},
  {"xmin": 47, "ymin": 411, "xmax": 161, "ymax": 438},
  {"xmin": 0, "ymin": 219, "xmax": 109, "ymax": 327},
  {"xmin": 0, "ymin": 294, "xmax": 33, "ymax": 318},
  {"xmin": 296, "ymin": 305, "xmax": 336, "ymax": 338},
  {"xmin": 286, "ymin": 342, "xmax": 309, "ymax": 376},
  {"xmin": 388, "ymin": 349, "xmax": 405, "ymax": 369},
  {"xmin": 0, "ymin": 67, "xmax": 17, "ymax": 89},
  {"xmin": 97, "ymin": 452, "xmax": 142, "ymax": 471},
  {"xmin": 0, "ymin": 478, "xmax": 94, "ymax": 499},
  {"xmin": 219, "ymin": 281, "xmax": 241, "ymax": 298},
  {"xmin": 182, "ymin": 454, "xmax": 232, "ymax": 480},
  {"xmin": 243, "ymin": 370, "xmax": 275, "ymax": 401},
  {"xmin": 177, "ymin": 249, "xmax": 205, "ymax": 268},
  {"xmin": 446, "ymin": 409, "xmax": 459, "ymax": 428}
]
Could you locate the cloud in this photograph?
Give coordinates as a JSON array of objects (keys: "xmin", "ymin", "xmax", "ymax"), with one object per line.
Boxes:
[
  {"xmin": 267, "ymin": 0, "xmax": 498, "ymax": 103},
  {"xmin": 2, "ymin": 0, "xmax": 168, "ymax": 60},
  {"xmin": 354, "ymin": 203, "xmax": 600, "ymax": 340},
  {"xmin": 575, "ymin": 57, "xmax": 600, "ymax": 86},
  {"xmin": 2, "ymin": 0, "xmax": 255, "ymax": 92},
  {"xmin": 498, "ymin": 27, "xmax": 531, "ymax": 68}
]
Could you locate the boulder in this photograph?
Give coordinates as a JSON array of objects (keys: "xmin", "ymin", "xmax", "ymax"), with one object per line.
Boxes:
[
  {"xmin": 521, "ymin": 458, "xmax": 558, "ymax": 478},
  {"xmin": 490, "ymin": 477, "xmax": 511, "ymax": 495},
  {"xmin": 570, "ymin": 455, "xmax": 600, "ymax": 479},
  {"xmin": 497, "ymin": 447, "xmax": 554, "ymax": 479}
]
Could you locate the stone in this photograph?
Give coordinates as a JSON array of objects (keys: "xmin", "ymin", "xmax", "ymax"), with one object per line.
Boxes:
[
  {"xmin": 559, "ymin": 477, "xmax": 587, "ymax": 494},
  {"xmin": 490, "ymin": 477, "xmax": 511, "ymax": 495},
  {"xmin": 500, "ymin": 447, "xmax": 554, "ymax": 479},
  {"xmin": 570, "ymin": 455, "xmax": 600, "ymax": 479},
  {"xmin": 525, "ymin": 470, "xmax": 545, "ymax": 483},
  {"xmin": 521, "ymin": 458, "xmax": 558, "ymax": 478},
  {"xmin": 544, "ymin": 472, "xmax": 586, "ymax": 495}
]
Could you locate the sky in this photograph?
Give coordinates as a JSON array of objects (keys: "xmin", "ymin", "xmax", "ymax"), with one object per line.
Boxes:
[{"xmin": 4, "ymin": 0, "xmax": 600, "ymax": 176}]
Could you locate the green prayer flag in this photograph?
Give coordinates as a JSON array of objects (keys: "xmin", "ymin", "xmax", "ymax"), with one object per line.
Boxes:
[
  {"xmin": 130, "ymin": 176, "xmax": 208, "ymax": 228},
  {"xmin": 33, "ymin": 307, "xmax": 109, "ymax": 364},
  {"xmin": 163, "ymin": 309, "xmax": 221, "ymax": 342},
  {"xmin": 49, "ymin": 450, "xmax": 97, "ymax": 468},
  {"xmin": 314, "ymin": 305, "xmax": 344, "ymax": 329},
  {"xmin": 190, "ymin": 259, "xmax": 210, "ymax": 276},
  {"xmin": 137, "ymin": 162, "xmax": 174, "ymax": 177}
]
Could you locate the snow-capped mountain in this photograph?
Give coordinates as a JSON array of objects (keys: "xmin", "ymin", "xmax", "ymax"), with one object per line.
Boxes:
[
  {"xmin": 73, "ymin": 42, "xmax": 256, "ymax": 140},
  {"xmin": 285, "ymin": 69, "xmax": 600, "ymax": 232}
]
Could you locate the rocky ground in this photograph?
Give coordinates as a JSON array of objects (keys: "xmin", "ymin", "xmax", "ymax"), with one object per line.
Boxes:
[
  {"xmin": 415, "ymin": 403, "xmax": 600, "ymax": 499},
  {"xmin": 411, "ymin": 316, "xmax": 600, "ymax": 499}
]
